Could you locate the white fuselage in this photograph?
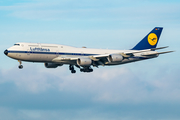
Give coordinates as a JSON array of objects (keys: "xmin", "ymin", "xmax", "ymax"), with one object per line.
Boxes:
[{"xmin": 6, "ymin": 42, "xmax": 157, "ymax": 66}]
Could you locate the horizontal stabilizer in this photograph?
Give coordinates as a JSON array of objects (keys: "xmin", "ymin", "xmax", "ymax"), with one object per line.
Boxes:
[
  {"xmin": 142, "ymin": 51, "xmax": 174, "ymax": 56},
  {"xmin": 125, "ymin": 46, "xmax": 169, "ymax": 56},
  {"xmin": 151, "ymin": 46, "xmax": 168, "ymax": 50},
  {"xmin": 157, "ymin": 51, "xmax": 174, "ymax": 55}
]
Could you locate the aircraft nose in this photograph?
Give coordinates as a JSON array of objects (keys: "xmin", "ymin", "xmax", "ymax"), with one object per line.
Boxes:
[{"xmin": 4, "ymin": 49, "xmax": 8, "ymax": 56}]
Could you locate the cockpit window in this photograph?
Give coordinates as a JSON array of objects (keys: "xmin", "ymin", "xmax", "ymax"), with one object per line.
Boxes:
[{"xmin": 14, "ymin": 44, "xmax": 20, "ymax": 46}]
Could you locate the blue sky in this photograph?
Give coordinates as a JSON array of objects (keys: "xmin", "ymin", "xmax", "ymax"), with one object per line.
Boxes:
[{"xmin": 0, "ymin": 0, "xmax": 180, "ymax": 120}]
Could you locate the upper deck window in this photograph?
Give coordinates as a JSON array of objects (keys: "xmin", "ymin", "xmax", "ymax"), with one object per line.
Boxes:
[
  {"xmin": 14, "ymin": 44, "xmax": 20, "ymax": 46},
  {"xmin": 41, "ymin": 45, "xmax": 58, "ymax": 48}
]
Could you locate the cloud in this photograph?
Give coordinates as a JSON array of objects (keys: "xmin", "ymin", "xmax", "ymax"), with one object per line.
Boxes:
[
  {"xmin": 0, "ymin": 60, "xmax": 179, "ymax": 119},
  {"xmin": 1, "ymin": 63, "xmax": 180, "ymax": 104},
  {"xmin": 0, "ymin": 104, "xmax": 180, "ymax": 120},
  {"xmin": 0, "ymin": 0, "xmax": 179, "ymax": 119}
]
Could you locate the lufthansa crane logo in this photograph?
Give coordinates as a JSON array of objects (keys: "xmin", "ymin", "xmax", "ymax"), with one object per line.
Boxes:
[{"xmin": 148, "ymin": 33, "xmax": 158, "ymax": 46}]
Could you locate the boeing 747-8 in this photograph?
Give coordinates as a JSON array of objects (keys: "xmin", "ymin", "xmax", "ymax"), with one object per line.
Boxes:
[{"xmin": 4, "ymin": 27, "xmax": 173, "ymax": 73}]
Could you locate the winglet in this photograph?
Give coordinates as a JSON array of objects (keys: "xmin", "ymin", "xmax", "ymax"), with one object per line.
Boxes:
[{"xmin": 132, "ymin": 27, "xmax": 163, "ymax": 50}]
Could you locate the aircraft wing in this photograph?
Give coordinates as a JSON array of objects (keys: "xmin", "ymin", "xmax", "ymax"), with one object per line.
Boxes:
[
  {"xmin": 52, "ymin": 46, "xmax": 173, "ymax": 66},
  {"xmin": 52, "ymin": 55, "xmax": 109, "ymax": 66},
  {"xmin": 89, "ymin": 46, "xmax": 174, "ymax": 64}
]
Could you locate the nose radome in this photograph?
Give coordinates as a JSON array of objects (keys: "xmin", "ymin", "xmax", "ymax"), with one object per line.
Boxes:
[{"xmin": 4, "ymin": 49, "xmax": 8, "ymax": 55}]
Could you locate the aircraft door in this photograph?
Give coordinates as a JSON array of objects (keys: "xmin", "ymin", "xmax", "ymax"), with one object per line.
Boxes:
[
  {"xmin": 56, "ymin": 50, "xmax": 59, "ymax": 57},
  {"xmin": 27, "ymin": 48, "xmax": 31, "ymax": 55}
]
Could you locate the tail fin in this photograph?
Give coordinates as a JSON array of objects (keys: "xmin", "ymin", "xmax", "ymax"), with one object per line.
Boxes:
[{"xmin": 132, "ymin": 27, "xmax": 163, "ymax": 50}]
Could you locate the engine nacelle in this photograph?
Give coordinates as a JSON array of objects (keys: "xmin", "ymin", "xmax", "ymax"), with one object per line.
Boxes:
[
  {"xmin": 44, "ymin": 63, "xmax": 63, "ymax": 68},
  {"xmin": 77, "ymin": 58, "xmax": 92, "ymax": 66},
  {"xmin": 108, "ymin": 54, "xmax": 123, "ymax": 62}
]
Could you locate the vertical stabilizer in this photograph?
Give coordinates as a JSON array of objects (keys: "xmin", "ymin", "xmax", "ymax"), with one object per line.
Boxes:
[{"xmin": 132, "ymin": 27, "xmax": 163, "ymax": 50}]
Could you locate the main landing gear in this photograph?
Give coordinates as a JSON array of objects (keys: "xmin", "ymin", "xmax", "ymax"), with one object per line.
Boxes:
[
  {"xmin": 69, "ymin": 65, "xmax": 93, "ymax": 74},
  {"xmin": 69, "ymin": 65, "xmax": 76, "ymax": 74},
  {"xmin": 18, "ymin": 60, "xmax": 23, "ymax": 69},
  {"xmin": 80, "ymin": 67, "xmax": 93, "ymax": 73}
]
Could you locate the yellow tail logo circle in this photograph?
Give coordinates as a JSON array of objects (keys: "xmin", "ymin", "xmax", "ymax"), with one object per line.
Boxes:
[{"xmin": 148, "ymin": 33, "xmax": 158, "ymax": 46}]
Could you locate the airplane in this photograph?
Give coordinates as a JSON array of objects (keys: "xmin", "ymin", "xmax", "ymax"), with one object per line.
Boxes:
[{"xmin": 4, "ymin": 27, "xmax": 173, "ymax": 74}]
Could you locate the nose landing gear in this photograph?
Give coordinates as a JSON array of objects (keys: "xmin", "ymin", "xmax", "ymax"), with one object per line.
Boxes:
[{"xmin": 18, "ymin": 60, "xmax": 23, "ymax": 69}]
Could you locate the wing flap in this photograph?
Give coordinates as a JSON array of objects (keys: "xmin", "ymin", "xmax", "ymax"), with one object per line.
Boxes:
[
  {"xmin": 52, "ymin": 57, "xmax": 78, "ymax": 62},
  {"xmin": 92, "ymin": 54, "xmax": 109, "ymax": 59}
]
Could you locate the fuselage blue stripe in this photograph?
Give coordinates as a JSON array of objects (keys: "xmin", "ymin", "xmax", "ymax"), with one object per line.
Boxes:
[
  {"xmin": 8, "ymin": 51, "xmax": 97, "ymax": 56},
  {"xmin": 8, "ymin": 51, "xmax": 152, "ymax": 60}
]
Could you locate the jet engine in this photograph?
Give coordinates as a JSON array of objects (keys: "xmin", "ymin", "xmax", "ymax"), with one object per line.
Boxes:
[
  {"xmin": 44, "ymin": 63, "xmax": 63, "ymax": 68},
  {"xmin": 108, "ymin": 54, "xmax": 123, "ymax": 62},
  {"xmin": 77, "ymin": 58, "xmax": 92, "ymax": 66}
]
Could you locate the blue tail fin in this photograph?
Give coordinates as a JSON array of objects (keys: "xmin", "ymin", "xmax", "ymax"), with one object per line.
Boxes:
[{"xmin": 132, "ymin": 27, "xmax": 163, "ymax": 50}]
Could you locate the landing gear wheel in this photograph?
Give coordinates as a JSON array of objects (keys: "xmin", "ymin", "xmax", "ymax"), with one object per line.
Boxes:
[
  {"xmin": 71, "ymin": 70, "xmax": 76, "ymax": 74},
  {"xmin": 69, "ymin": 65, "xmax": 76, "ymax": 73},
  {"xmin": 80, "ymin": 69, "xmax": 84, "ymax": 72},
  {"xmin": 80, "ymin": 67, "xmax": 93, "ymax": 73},
  {"xmin": 89, "ymin": 69, "xmax": 93, "ymax": 72},
  {"xmin": 18, "ymin": 65, "xmax": 23, "ymax": 69},
  {"xmin": 69, "ymin": 65, "xmax": 74, "ymax": 70},
  {"xmin": 18, "ymin": 60, "xmax": 23, "ymax": 69}
]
